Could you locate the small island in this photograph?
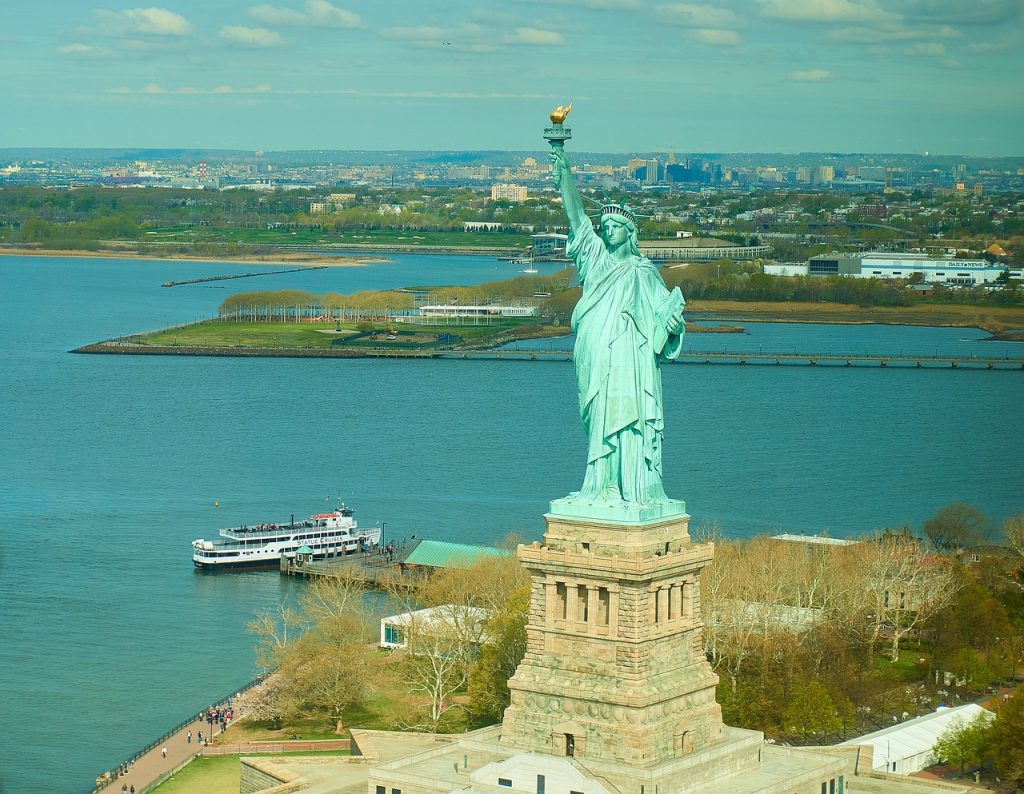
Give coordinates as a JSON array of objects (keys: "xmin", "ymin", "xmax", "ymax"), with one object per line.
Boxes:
[{"xmin": 71, "ymin": 261, "xmax": 1024, "ymax": 359}]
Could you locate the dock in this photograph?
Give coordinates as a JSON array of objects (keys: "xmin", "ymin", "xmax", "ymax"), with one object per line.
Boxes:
[{"xmin": 280, "ymin": 540, "xmax": 425, "ymax": 589}]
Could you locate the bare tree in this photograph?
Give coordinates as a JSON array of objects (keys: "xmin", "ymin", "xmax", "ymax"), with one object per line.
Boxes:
[
  {"xmin": 855, "ymin": 534, "xmax": 961, "ymax": 661},
  {"xmin": 1003, "ymin": 512, "xmax": 1024, "ymax": 560},
  {"xmin": 248, "ymin": 604, "xmax": 305, "ymax": 673},
  {"xmin": 923, "ymin": 502, "xmax": 989, "ymax": 552}
]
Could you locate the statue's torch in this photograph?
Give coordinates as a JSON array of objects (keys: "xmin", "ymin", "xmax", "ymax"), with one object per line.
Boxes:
[{"xmin": 544, "ymin": 102, "xmax": 573, "ymax": 151}]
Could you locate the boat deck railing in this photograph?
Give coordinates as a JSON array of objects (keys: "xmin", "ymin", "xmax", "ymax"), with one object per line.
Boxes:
[{"xmin": 219, "ymin": 523, "xmax": 321, "ymax": 539}]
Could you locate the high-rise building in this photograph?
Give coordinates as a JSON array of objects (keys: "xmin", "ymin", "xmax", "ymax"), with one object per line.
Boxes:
[
  {"xmin": 491, "ymin": 183, "xmax": 528, "ymax": 203},
  {"xmin": 645, "ymin": 158, "xmax": 660, "ymax": 184}
]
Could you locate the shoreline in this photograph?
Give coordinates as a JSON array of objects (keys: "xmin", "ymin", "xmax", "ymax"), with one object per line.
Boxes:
[{"xmin": 0, "ymin": 246, "xmax": 390, "ymax": 267}]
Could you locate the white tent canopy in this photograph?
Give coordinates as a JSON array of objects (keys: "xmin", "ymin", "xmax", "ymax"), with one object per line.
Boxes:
[{"xmin": 840, "ymin": 703, "xmax": 994, "ymax": 775}]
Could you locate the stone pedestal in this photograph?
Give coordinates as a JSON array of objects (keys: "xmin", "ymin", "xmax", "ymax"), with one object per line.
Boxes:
[{"xmin": 500, "ymin": 507, "xmax": 726, "ymax": 767}]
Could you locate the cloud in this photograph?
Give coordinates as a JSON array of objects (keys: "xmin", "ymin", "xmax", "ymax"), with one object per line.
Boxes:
[
  {"xmin": 655, "ymin": 4, "xmax": 742, "ymax": 27},
  {"xmin": 92, "ymin": 7, "xmax": 192, "ymax": 36},
  {"xmin": 380, "ymin": 25, "xmax": 447, "ymax": 42},
  {"xmin": 219, "ymin": 25, "xmax": 283, "ymax": 47},
  {"xmin": 515, "ymin": 0, "xmax": 640, "ymax": 7},
  {"xmin": 106, "ymin": 85, "xmax": 552, "ymax": 99},
  {"xmin": 788, "ymin": 68, "xmax": 832, "ymax": 80},
  {"xmin": 379, "ymin": 23, "xmax": 489, "ymax": 49},
  {"xmin": 247, "ymin": 0, "xmax": 361, "ymax": 28},
  {"xmin": 695, "ymin": 28, "xmax": 743, "ymax": 45},
  {"xmin": 57, "ymin": 43, "xmax": 117, "ymax": 58},
  {"xmin": 757, "ymin": 0, "xmax": 895, "ymax": 23},
  {"xmin": 888, "ymin": 0, "xmax": 1022, "ymax": 25},
  {"xmin": 963, "ymin": 39, "xmax": 1016, "ymax": 54},
  {"xmin": 831, "ymin": 24, "xmax": 960, "ymax": 42},
  {"xmin": 108, "ymin": 84, "xmax": 274, "ymax": 94},
  {"xmin": 903, "ymin": 41, "xmax": 946, "ymax": 55},
  {"xmin": 503, "ymin": 27, "xmax": 565, "ymax": 45}
]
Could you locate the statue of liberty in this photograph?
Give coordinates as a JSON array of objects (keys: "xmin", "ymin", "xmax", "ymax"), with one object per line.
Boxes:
[{"xmin": 546, "ymin": 107, "xmax": 686, "ymax": 511}]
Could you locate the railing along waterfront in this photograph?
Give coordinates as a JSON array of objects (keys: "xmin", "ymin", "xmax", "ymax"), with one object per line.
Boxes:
[
  {"xmin": 427, "ymin": 348, "xmax": 1024, "ymax": 369},
  {"xmin": 92, "ymin": 672, "xmax": 268, "ymax": 792}
]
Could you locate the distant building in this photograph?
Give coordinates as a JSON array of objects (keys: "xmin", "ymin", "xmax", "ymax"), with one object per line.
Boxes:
[
  {"xmin": 491, "ymin": 183, "xmax": 528, "ymax": 203},
  {"xmin": 644, "ymin": 158, "xmax": 660, "ymax": 185},
  {"xmin": 641, "ymin": 240, "xmax": 771, "ymax": 261},
  {"xmin": 803, "ymin": 252, "xmax": 1020, "ymax": 285},
  {"xmin": 531, "ymin": 232, "xmax": 568, "ymax": 259},
  {"xmin": 764, "ymin": 262, "xmax": 810, "ymax": 276},
  {"xmin": 770, "ymin": 533, "xmax": 861, "ymax": 548},
  {"xmin": 415, "ymin": 305, "xmax": 539, "ymax": 323}
]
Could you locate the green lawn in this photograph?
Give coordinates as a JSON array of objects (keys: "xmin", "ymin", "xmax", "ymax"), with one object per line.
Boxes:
[
  {"xmin": 872, "ymin": 649, "xmax": 928, "ymax": 683},
  {"xmin": 129, "ymin": 320, "xmax": 538, "ymax": 350},
  {"xmin": 144, "ymin": 226, "xmax": 530, "ymax": 250},
  {"xmin": 150, "ymin": 755, "xmax": 238, "ymax": 794},
  {"xmin": 151, "ymin": 750, "xmax": 352, "ymax": 793}
]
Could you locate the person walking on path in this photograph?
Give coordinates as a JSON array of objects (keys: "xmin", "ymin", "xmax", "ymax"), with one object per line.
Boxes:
[
  {"xmin": 161, "ymin": 746, "xmax": 167, "ymax": 759},
  {"xmin": 187, "ymin": 729, "xmax": 192, "ymax": 744}
]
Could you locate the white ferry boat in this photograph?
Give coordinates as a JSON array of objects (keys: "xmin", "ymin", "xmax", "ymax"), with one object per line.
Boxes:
[{"xmin": 191, "ymin": 504, "xmax": 382, "ymax": 571}]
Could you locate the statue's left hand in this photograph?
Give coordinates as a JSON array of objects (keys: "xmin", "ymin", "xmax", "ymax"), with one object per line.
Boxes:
[{"xmin": 666, "ymin": 305, "xmax": 685, "ymax": 335}]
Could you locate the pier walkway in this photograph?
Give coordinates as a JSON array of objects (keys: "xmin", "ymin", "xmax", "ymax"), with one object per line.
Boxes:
[{"xmin": 424, "ymin": 349, "xmax": 1024, "ymax": 369}]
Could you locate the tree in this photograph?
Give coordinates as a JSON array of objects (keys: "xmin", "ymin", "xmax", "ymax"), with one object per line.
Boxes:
[
  {"xmin": 932, "ymin": 712, "xmax": 991, "ymax": 773},
  {"xmin": 386, "ymin": 548, "xmax": 527, "ymax": 729},
  {"xmin": 923, "ymin": 503, "xmax": 989, "ymax": 552},
  {"xmin": 988, "ymin": 694, "xmax": 1024, "ymax": 788},
  {"xmin": 467, "ymin": 581, "xmax": 530, "ymax": 721},
  {"xmin": 248, "ymin": 603, "xmax": 304, "ymax": 673},
  {"xmin": 854, "ymin": 533, "xmax": 960, "ymax": 661},
  {"xmin": 782, "ymin": 681, "xmax": 842, "ymax": 741},
  {"xmin": 281, "ymin": 620, "xmax": 373, "ymax": 732},
  {"xmin": 1003, "ymin": 512, "xmax": 1024, "ymax": 560},
  {"xmin": 247, "ymin": 573, "xmax": 377, "ymax": 733}
]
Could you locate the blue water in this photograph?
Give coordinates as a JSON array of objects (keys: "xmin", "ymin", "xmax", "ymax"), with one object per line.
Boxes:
[{"xmin": 1, "ymin": 255, "xmax": 1022, "ymax": 793}]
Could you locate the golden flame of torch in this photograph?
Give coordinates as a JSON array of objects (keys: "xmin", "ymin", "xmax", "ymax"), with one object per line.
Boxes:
[{"xmin": 549, "ymin": 102, "xmax": 573, "ymax": 124}]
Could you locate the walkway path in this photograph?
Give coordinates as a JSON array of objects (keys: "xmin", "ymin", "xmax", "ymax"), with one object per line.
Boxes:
[{"xmin": 97, "ymin": 713, "xmax": 228, "ymax": 793}]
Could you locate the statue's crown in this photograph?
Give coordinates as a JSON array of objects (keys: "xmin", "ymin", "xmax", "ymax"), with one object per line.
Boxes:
[{"xmin": 600, "ymin": 202, "xmax": 637, "ymax": 226}]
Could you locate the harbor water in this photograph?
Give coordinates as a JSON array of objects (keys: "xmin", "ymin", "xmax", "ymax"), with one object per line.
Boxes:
[{"xmin": 1, "ymin": 254, "xmax": 1021, "ymax": 793}]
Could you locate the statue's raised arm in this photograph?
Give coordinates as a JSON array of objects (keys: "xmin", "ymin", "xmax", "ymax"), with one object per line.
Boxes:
[
  {"xmin": 543, "ymin": 105, "xmax": 687, "ymax": 521},
  {"xmin": 549, "ymin": 147, "xmax": 591, "ymax": 237}
]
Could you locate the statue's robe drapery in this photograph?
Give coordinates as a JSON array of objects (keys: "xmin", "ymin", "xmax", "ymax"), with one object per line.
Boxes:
[{"xmin": 568, "ymin": 224, "xmax": 685, "ymax": 504}]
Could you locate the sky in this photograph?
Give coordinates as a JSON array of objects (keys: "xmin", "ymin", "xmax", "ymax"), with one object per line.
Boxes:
[{"xmin": 2, "ymin": 0, "xmax": 1022, "ymax": 155}]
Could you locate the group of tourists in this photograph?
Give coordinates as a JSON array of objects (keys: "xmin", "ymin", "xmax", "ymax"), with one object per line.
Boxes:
[{"xmin": 201, "ymin": 703, "xmax": 233, "ymax": 734}]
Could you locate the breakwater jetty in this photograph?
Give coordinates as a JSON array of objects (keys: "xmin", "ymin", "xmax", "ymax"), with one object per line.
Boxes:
[{"xmin": 161, "ymin": 265, "xmax": 326, "ymax": 287}]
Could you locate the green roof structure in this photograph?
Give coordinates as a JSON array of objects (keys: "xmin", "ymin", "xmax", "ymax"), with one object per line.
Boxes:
[
  {"xmin": 402, "ymin": 539, "xmax": 506, "ymax": 569},
  {"xmin": 296, "ymin": 545, "xmax": 313, "ymax": 555}
]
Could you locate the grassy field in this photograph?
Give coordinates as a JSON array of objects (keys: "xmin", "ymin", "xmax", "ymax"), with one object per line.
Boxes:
[
  {"xmin": 150, "ymin": 755, "xmax": 238, "ymax": 794},
  {"xmin": 144, "ymin": 226, "xmax": 530, "ymax": 250},
  {"xmin": 151, "ymin": 750, "xmax": 353, "ymax": 793},
  {"xmin": 689, "ymin": 300, "xmax": 1024, "ymax": 335},
  {"xmin": 127, "ymin": 320, "xmax": 540, "ymax": 350}
]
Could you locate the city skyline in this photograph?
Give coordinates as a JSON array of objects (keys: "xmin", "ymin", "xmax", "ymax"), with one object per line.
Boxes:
[{"xmin": 3, "ymin": 0, "xmax": 1023, "ymax": 155}]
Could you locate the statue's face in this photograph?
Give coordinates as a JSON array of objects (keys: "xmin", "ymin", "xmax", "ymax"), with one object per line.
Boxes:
[{"xmin": 601, "ymin": 217, "xmax": 630, "ymax": 247}]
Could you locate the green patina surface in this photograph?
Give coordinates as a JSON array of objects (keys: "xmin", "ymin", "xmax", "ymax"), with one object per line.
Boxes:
[
  {"xmin": 402, "ymin": 539, "xmax": 507, "ymax": 569},
  {"xmin": 547, "ymin": 124, "xmax": 687, "ymax": 521}
]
